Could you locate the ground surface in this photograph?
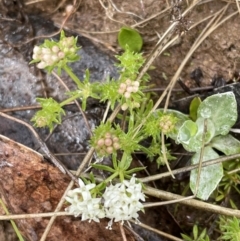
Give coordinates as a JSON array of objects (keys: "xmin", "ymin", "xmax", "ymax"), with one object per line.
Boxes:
[{"xmin": 0, "ymin": 0, "xmax": 240, "ymax": 240}]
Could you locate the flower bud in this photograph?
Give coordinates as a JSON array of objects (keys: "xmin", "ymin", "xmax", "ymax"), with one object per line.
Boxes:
[
  {"xmin": 118, "ymin": 88, "xmax": 125, "ymax": 94},
  {"xmin": 97, "ymin": 138, "xmax": 105, "ymax": 147},
  {"xmin": 132, "ymin": 86, "xmax": 139, "ymax": 93},
  {"xmin": 33, "ymin": 46, "xmax": 41, "ymax": 54},
  {"xmin": 121, "ymin": 103, "xmax": 128, "ymax": 111},
  {"xmin": 104, "ymin": 138, "xmax": 112, "ymax": 147},
  {"xmin": 65, "ymin": 5, "xmax": 74, "ymax": 14},
  {"xmin": 106, "ymin": 146, "xmax": 113, "ymax": 154},
  {"xmin": 124, "ymin": 92, "xmax": 131, "ymax": 99},
  {"xmin": 51, "ymin": 55, "xmax": 59, "ymax": 62},
  {"xmin": 126, "ymin": 86, "xmax": 133, "ymax": 93},
  {"xmin": 58, "ymin": 52, "xmax": 65, "ymax": 59},
  {"xmin": 112, "ymin": 137, "xmax": 119, "ymax": 143},
  {"xmin": 69, "ymin": 47, "xmax": 75, "ymax": 53},
  {"xmin": 52, "ymin": 46, "xmax": 60, "ymax": 53},
  {"xmin": 120, "ymin": 83, "xmax": 127, "ymax": 90},
  {"xmin": 42, "ymin": 54, "xmax": 51, "ymax": 62},
  {"xmin": 113, "ymin": 142, "xmax": 120, "ymax": 150},
  {"xmin": 32, "ymin": 53, "xmax": 39, "ymax": 60},
  {"xmin": 105, "ymin": 132, "xmax": 112, "ymax": 138},
  {"xmin": 66, "ymin": 37, "xmax": 74, "ymax": 46},
  {"xmin": 125, "ymin": 79, "xmax": 132, "ymax": 85},
  {"xmin": 133, "ymin": 102, "xmax": 140, "ymax": 108},
  {"xmin": 133, "ymin": 81, "xmax": 140, "ymax": 87},
  {"xmin": 41, "ymin": 48, "xmax": 51, "ymax": 54}
]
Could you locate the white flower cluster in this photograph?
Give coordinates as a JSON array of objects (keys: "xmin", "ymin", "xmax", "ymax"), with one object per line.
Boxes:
[
  {"xmin": 65, "ymin": 179, "xmax": 105, "ymax": 222},
  {"xmin": 65, "ymin": 175, "xmax": 145, "ymax": 229},
  {"xmin": 32, "ymin": 46, "xmax": 65, "ymax": 69},
  {"xmin": 103, "ymin": 175, "xmax": 145, "ymax": 229},
  {"xmin": 32, "ymin": 36, "xmax": 75, "ymax": 69}
]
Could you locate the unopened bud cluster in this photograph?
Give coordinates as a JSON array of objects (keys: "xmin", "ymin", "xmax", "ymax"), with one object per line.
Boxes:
[
  {"xmin": 32, "ymin": 36, "xmax": 76, "ymax": 69},
  {"xmin": 118, "ymin": 79, "xmax": 141, "ymax": 111},
  {"xmin": 159, "ymin": 115, "xmax": 176, "ymax": 134},
  {"xmin": 95, "ymin": 132, "xmax": 121, "ymax": 155},
  {"xmin": 118, "ymin": 79, "xmax": 140, "ymax": 98}
]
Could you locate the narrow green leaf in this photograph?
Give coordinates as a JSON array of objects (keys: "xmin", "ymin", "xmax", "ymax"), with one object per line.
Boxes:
[
  {"xmin": 91, "ymin": 164, "xmax": 115, "ymax": 173},
  {"xmin": 189, "ymin": 97, "xmax": 201, "ymax": 121},
  {"xmin": 193, "ymin": 225, "xmax": 198, "ymax": 239},
  {"xmin": 125, "ymin": 166, "xmax": 146, "ymax": 174}
]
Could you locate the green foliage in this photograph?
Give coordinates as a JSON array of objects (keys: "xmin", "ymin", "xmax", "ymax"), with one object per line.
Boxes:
[
  {"xmin": 171, "ymin": 92, "xmax": 238, "ymax": 200},
  {"xmin": 31, "ymin": 98, "xmax": 65, "ymax": 132},
  {"xmin": 215, "ymin": 158, "xmax": 240, "ymax": 202},
  {"xmin": 118, "ymin": 27, "xmax": 143, "ymax": 52},
  {"xmin": 66, "ymin": 69, "xmax": 101, "ymax": 110},
  {"xmin": 189, "ymin": 97, "xmax": 201, "ymax": 121},
  {"xmin": 115, "ymin": 46, "xmax": 147, "ymax": 81},
  {"xmin": 30, "ymin": 31, "xmax": 240, "ymax": 204},
  {"xmin": 181, "ymin": 224, "xmax": 210, "ymax": 241},
  {"xmin": 190, "ymin": 146, "xmax": 222, "ymax": 200},
  {"xmin": 219, "ymin": 216, "xmax": 240, "ymax": 241}
]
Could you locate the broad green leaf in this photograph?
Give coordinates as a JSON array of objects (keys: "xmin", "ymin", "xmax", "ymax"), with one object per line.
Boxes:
[
  {"xmin": 118, "ymin": 27, "xmax": 143, "ymax": 52},
  {"xmin": 189, "ymin": 97, "xmax": 201, "ymax": 121},
  {"xmin": 197, "ymin": 92, "xmax": 237, "ymax": 136},
  {"xmin": 195, "ymin": 117, "xmax": 215, "ymax": 145},
  {"xmin": 177, "ymin": 118, "xmax": 215, "ymax": 152},
  {"xmin": 178, "ymin": 120, "xmax": 198, "ymax": 143},
  {"xmin": 211, "ymin": 134, "xmax": 240, "ymax": 155},
  {"xmin": 177, "ymin": 120, "xmax": 199, "ymax": 152},
  {"xmin": 190, "ymin": 146, "xmax": 223, "ymax": 200}
]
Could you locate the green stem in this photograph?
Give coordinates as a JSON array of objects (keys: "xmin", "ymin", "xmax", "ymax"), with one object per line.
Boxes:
[
  {"xmin": 104, "ymin": 172, "xmax": 119, "ymax": 184},
  {"xmin": 63, "ymin": 65, "xmax": 83, "ymax": 88},
  {"xmin": 94, "ymin": 172, "xmax": 119, "ymax": 191},
  {"xmin": 60, "ymin": 93, "xmax": 81, "ymax": 107}
]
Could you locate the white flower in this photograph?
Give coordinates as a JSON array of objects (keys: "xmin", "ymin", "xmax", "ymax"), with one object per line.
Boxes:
[
  {"xmin": 65, "ymin": 178, "xmax": 105, "ymax": 222},
  {"xmin": 103, "ymin": 175, "xmax": 145, "ymax": 229}
]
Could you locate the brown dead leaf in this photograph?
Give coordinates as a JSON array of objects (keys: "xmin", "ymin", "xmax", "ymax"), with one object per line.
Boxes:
[{"xmin": 0, "ymin": 135, "xmax": 136, "ymax": 241}]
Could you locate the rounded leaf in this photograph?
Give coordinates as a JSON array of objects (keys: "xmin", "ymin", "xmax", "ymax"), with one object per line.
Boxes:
[
  {"xmin": 190, "ymin": 146, "xmax": 223, "ymax": 200},
  {"xmin": 177, "ymin": 118, "xmax": 215, "ymax": 152},
  {"xmin": 118, "ymin": 27, "xmax": 143, "ymax": 52},
  {"xmin": 177, "ymin": 120, "xmax": 198, "ymax": 145},
  {"xmin": 197, "ymin": 92, "xmax": 237, "ymax": 136}
]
